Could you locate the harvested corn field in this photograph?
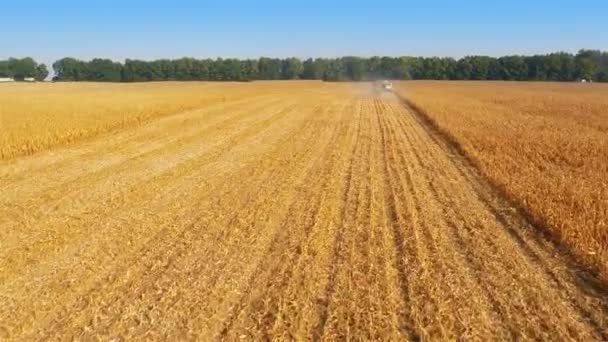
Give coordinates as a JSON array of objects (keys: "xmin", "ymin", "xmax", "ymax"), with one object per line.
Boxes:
[{"xmin": 0, "ymin": 82, "xmax": 607, "ymax": 340}]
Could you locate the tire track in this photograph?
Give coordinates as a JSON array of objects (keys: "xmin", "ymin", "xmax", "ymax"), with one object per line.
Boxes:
[
  {"xmin": 318, "ymin": 105, "xmax": 369, "ymax": 340},
  {"xmin": 375, "ymin": 99, "xmax": 421, "ymax": 340},
  {"xmin": 311, "ymin": 103, "xmax": 364, "ymax": 341},
  {"xmin": 215, "ymin": 100, "xmax": 360, "ymax": 340},
  {"xmin": 380, "ymin": 99, "xmax": 507, "ymax": 338}
]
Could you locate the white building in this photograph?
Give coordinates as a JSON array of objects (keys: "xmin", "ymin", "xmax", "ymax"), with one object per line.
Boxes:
[{"xmin": 0, "ymin": 77, "xmax": 15, "ymax": 82}]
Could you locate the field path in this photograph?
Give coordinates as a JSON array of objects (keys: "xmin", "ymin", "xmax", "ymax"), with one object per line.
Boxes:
[{"xmin": 0, "ymin": 84, "xmax": 606, "ymax": 340}]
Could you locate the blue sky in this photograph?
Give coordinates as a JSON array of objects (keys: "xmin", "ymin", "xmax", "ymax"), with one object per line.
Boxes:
[{"xmin": 2, "ymin": 0, "xmax": 607, "ymax": 68}]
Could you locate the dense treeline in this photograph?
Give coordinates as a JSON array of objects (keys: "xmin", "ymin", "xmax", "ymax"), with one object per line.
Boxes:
[
  {"xmin": 5, "ymin": 50, "xmax": 608, "ymax": 82},
  {"xmin": 53, "ymin": 50, "xmax": 608, "ymax": 82},
  {"xmin": 0, "ymin": 58, "xmax": 48, "ymax": 81}
]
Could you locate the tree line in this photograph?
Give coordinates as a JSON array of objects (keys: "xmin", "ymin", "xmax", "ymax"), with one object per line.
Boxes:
[
  {"xmin": 3, "ymin": 50, "xmax": 608, "ymax": 82},
  {"xmin": 0, "ymin": 58, "xmax": 49, "ymax": 81}
]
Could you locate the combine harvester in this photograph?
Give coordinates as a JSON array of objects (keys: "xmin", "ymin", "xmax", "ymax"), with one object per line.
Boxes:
[{"xmin": 382, "ymin": 80, "xmax": 393, "ymax": 91}]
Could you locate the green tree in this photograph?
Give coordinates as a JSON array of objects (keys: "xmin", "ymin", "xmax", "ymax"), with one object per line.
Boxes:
[
  {"xmin": 122, "ymin": 59, "xmax": 148, "ymax": 81},
  {"xmin": 53, "ymin": 57, "xmax": 88, "ymax": 81},
  {"xmin": 524, "ymin": 55, "xmax": 547, "ymax": 80},
  {"xmin": 240, "ymin": 59, "xmax": 259, "ymax": 80},
  {"xmin": 35, "ymin": 64, "xmax": 49, "ymax": 81},
  {"xmin": 366, "ymin": 56, "xmax": 383, "ymax": 79},
  {"xmin": 157, "ymin": 59, "xmax": 176, "ymax": 80},
  {"xmin": 343, "ymin": 57, "xmax": 366, "ymax": 81},
  {"xmin": 258, "ymin": 57, "xmax": 282, "ymax": 79},
  {"xmin": 42, "ymin": 50, "xmax": 608, "ymax": 83},
  {"xmin": 323, "ymin": 59, "xmax": 346, "ymax": 81},
  {"xmin": 311, "ymin": 58, "xmax": 328, "ymax": 79},
  {"xmin": 207, "ymin": 59, "xmax": 221, "ymax": 80},
  {"xmin": 191, "ymin": 59, "xmax": 210, "ymax": 80},
  {"xmin": 420, "ymin": 57, "xmax": 451, "ymax": 80},
  {"xmin": 9, "ymin": 57, "xmax": 37, "ymax": 80},
  {"xmin": 407, "ymin": 57, "xmax": 425, "ymax": 79},
  {"xmin": 87, "ymin": 59, "xmax": 122, "ymax": 81},
  {"xmin": 395, "ymin": 57, "xmax": 418, "ymax": 80},
  {"xmin": 455, "ymin": 58, "xmax": 473, "ymax": 80},
  {"xmin": 220, "ymin": 59, "xmax": 243, "ymax": 80},
  {"xmin": 281, "ymin": 57, "xmax": 303, "ymax": 79},
  {"xmin": 497, "ymin": 56, "xmax": 527, "ymax": 80},
  {"xmin": 174, "ymin": 58, "xmax": 195, "ymax": 80},
  {"xmin": 543, "ymin": 53, "xmax": 576, "ymax": 81},
  {"xmin": 380, "ymin": 56, "xmax": 400, "ymax": 79},
  {"xmin": 575, "ymin": 50, "xmax": 606, "ymax": 81},
  {"xmin": 0, "ymin": 60, "xmax": 9, "ymax": 77},
  {"xmin": 301, "ymin": 58, "xmax": 315, "ymax": 79},
  {"xmin": 461, "ymin": 56, "xmax": 493, "ymax": 80}
]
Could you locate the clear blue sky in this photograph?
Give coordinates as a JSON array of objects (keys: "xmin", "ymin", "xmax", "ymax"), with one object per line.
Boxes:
[{"xmin": 2, "ymin": 0, "xmax": 607, "ymax": 68}]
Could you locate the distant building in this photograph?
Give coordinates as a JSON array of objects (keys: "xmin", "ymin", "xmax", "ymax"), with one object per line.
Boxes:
[
  {"xmin": 24, "ymin": 77, "xmax": 36, "ymax": 82},
  {"xmin": 0, "ymin": 77, "xmax": 15, "ymax": 82}
]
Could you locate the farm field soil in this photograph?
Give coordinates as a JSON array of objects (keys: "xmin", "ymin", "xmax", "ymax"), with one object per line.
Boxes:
[{"xmin": 0, "ymin": 82, "xmax": 606, "ymax": 340}]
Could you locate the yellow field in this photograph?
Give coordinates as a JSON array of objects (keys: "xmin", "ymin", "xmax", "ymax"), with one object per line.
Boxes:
[
  {"xmin": 396, "ymin": 81, "xmax": 608, "ymax": 280},
  {"xmin": 0, "ymin": 82, "xmax": 320, "ymax": 160},
  {"xmin": 1, "ymin": 81, "xmax": 607, "ymax": 340}
]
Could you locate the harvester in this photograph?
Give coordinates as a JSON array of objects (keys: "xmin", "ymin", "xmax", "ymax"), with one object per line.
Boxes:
[{"xmin": 382, "ymin": 80, "xmax": 393, "ymax": 91}]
